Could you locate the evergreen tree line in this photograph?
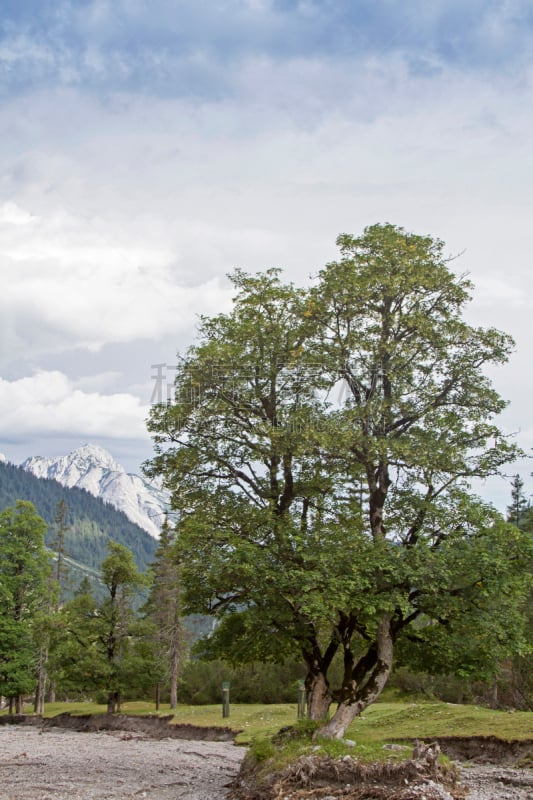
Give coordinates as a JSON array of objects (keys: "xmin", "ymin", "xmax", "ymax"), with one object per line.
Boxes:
[
  {"xmin": 1, "ymin": 474, "xmax": 533, "ymax": 713},
  {"xmin": 0, "ymin": 500, "xmax": 306, "ymax": 710},
  {"xmin": 0, "ymin": 501, "xmax": 180, "ymax": 714},
  {"xmin": 0, "ymin": 461, "xmax": 157, "ymax": 576}
]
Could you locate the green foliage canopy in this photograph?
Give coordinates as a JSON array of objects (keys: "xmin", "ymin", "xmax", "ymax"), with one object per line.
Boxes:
[
  {"xmin": 0, "ymin": 501, "xmax": 50, "ymax": 699},
  {"xmin": 146, "ymin": 224, "xmax": 531, "ymax": 738}
]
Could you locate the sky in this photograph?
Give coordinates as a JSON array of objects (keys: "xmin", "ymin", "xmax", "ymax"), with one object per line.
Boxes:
[{"xmin": 1, "ymin": 0, "xmax": 532, "ymax": 510}]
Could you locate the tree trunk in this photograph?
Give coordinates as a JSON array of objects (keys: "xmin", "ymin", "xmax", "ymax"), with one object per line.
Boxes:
[
  {"xmin": 316, "ymin": 615, "xmax": 394, "ymax": 740},
  {"xmin": 316, "ymin": 700, "xmax": 360, "ymax": 739},
  {"xmin": 48, "ymin": 683, "xmax": 56, "ymax": 703},
  {"xmin": 306, "ymin": 670, "xmax": 331, "ymax": 721},
  {"xmin": 34, "ymin": 647, "xmax": 48, "ymax": 714},
  {"xmin": 491, "ymin": 681, "xmax": 499, "ymax": 709},
  {"xmin": 169, "ymin": 678, "xmax": 178, "ymax": 710},
  {"xmin": 15, "ymin": 695, "xmax": 23, "ymax": 714},
  {"xmin": 34, "ymin": 682, "xmax": 43, "ymax": 715},
  {"xmin": 9, "ymin": 697, "xmax": 14, "ymax": 714},
  {"xmin": 169, "ymin": 623, "xmax": 180, "ymax": 709},
  {"xmin": 155, "ymin": 683, "xmax": 161, "ymax": 711},
  {"xmin": 107, "ymin": 691, "xmax": 119, "ymax": 714}
]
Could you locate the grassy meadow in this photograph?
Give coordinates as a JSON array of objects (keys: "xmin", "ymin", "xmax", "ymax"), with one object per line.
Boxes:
[{"xmin": 4, "ymin": 697, "xmax": 533, "ymax": 753}]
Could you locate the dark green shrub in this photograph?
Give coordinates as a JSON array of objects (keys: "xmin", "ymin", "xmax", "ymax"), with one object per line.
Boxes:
[{"xmin": 177, "ymin": 659, "xmax": 305, "ymax": 704}]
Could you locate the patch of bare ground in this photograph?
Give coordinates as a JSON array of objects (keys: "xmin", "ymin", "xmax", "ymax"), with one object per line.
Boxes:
[
  {"xmin": 457, "ymin": 764, "xmax": 533, "ymax": 800},
  {"xmin": 436, "ymin": 738, "xmax": 533, "ymax": 800},
  {"xmin": 0, "ymin": 722, "xmax": 245, "ymax": 800}
]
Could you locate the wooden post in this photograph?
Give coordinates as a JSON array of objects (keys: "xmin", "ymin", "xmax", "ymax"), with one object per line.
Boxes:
[
  {"xmin": 297, "ymin": 680, "xmax": 306, "ymax": 720},
  {"xmin": 222, "ymin": 681, "xmax": 230, "ymax": 718}
]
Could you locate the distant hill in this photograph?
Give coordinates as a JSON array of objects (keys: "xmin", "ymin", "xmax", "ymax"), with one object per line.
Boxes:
[{"xmin": 0, "ymin": 460, "xmax": 158, "ymax": 590}]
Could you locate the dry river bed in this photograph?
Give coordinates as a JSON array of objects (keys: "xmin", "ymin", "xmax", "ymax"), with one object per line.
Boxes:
[
  {"xmin": 457, "ymin": 763, "xmax": 533, "ymax": 800},
  {"xmin": 0, "ymin": 726, "xmax": 245, "ymax": 800},
  {"xmin": 2, "ymin": 724, "xmax": 533, "ymax": 800}
]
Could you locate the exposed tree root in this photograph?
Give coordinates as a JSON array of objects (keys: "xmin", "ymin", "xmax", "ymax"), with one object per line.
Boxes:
[{"xmin": 231, "ymin": 743, "xmax": 463, "ymax": 800}]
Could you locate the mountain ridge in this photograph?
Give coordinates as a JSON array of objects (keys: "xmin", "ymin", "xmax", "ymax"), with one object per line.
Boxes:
[{"xmin": 22, "ymin": 444, "xmax": 169, "ymax": 538}]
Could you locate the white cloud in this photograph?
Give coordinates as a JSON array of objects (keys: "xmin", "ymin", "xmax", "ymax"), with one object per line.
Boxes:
[
  {"xmin": 1, "ymin": 49, "xmax": 533, "ymax": 490},
  {"xmin": 0, "ymin": 201, "xmax": 38, "ymax": 225},
  {"xmin": 0, "ymin": 205, "xmax": 233, "ymax": 364},
  {"xmin": 1, "ymin": 62, "xmax": 533, "ymax": 373},
  {"xmin": 0, "ymin": 371, "xmax": 149, "ymax": 440}
]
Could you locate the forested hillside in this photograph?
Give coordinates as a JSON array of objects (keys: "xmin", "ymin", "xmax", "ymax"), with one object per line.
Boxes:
[{"xmin": 0, "ymin": 460, "xmax": 157, "ymax": 580}]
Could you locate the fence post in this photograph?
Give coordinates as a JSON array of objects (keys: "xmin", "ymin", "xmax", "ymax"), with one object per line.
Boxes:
[
  {"xmin": 222, "ymin": 681, "xmax": 230, "ymax": 718},
  {"xmin": 297, "ymin": 680, "xmax": 306, "ymax": 720}
]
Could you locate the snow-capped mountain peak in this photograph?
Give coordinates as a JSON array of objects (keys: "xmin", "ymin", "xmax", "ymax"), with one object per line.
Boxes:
[
  {"xmin": 23, "ymin": 443, "xmax": 124, "ymax": 487},
  {"xmin": 22, "ymin": 444, "xmax": 169, "ymax": 539}
]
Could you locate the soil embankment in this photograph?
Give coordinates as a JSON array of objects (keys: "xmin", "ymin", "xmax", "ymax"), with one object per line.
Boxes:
[
  {"xmin": 0, "ymin": 711, "xmax": 237, "ymax": 740},
  {"xmin": 230, "ymin": 736, "xmax": 533, "ymax": 800}
]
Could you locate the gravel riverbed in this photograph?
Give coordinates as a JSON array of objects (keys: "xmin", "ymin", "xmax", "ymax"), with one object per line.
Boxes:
[
  {"xmin": 2, "ymin": 725, "xmax": 533, "ymax": 800},
  {"xmin": 457, "ymin": 763, "xmax": 533, "ymax": 800},
  {"xmin": 0, "ymin": 726, "xmax": 246, "ymax": 800}
]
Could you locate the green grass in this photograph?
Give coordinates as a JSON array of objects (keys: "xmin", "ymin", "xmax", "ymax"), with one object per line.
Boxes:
[
  {"xmin": 346, "ymin": 701, "xmax": 533, "ymax": 744},
  {"xmin": 4, "ymin": 699, "xmax": 533, "ymax": 754},
  {"xmin": 244, "ymin": 702, "xmax": 533, "ymax": 771},
  {"xmin": 168, "ymin": 702, "xmax": 297, "ymax": 741},
  {"xmin": 1, "ymin": 700, "xmax": 108, "ymax": 717},
  {"xmin": 1, "ymin": 700, "xmax": 298, "ymax": 743}
]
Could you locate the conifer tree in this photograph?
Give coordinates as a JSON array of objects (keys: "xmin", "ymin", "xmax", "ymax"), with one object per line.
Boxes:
[
  {"xmin": 43, "ymin": 499, "xmax": 71, "ymax": 706},
  {"xmin": 51, "ymin": 499, "xmax": 71, "ymax": 606},
  {"xmin": 507, "ymin": 474, "xmax": 529, "ymax": 527},
  {"xmin": 143, "ymin": 516, "xmax": 185, "ymax": 708},
  {"xmin": 0, "ymin": 501, "xmax": 49, "ymax": 713},
  {"xmin": 99, "ymin": 542, "xmax": 145, "ymax": 712}
]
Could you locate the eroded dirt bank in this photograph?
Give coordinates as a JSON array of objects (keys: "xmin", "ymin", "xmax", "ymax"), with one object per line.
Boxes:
[
  {"xmin": 0, "ymin": 712, "xmax": 237, "ymax": 741},
  {"xmin": 229, "ymin": 738, "xmax": 533, "ymax": 800}
]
